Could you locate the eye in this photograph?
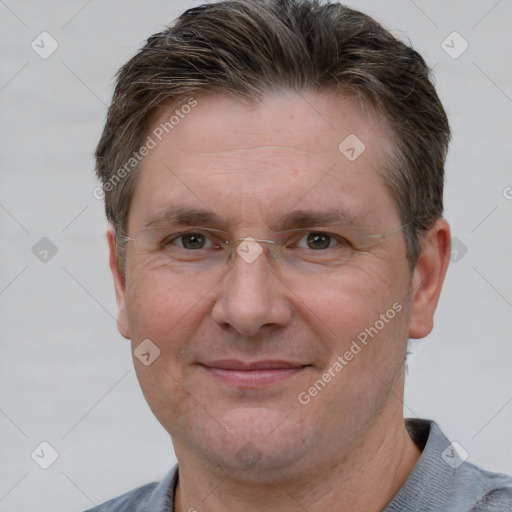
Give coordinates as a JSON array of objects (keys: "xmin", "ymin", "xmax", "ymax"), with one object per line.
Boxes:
[
  {"xmin": 296, "ymin": 232, "xmax": 344, "ymax": 250},
  {"xmin": 163, "ymin": 232, "xmax": 217, "ymax": 250}
]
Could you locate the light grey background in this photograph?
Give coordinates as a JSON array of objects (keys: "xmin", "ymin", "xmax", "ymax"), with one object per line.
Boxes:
[{"xmin": 1, "ymin": 0, "xmax": 511, "ymax": 510}]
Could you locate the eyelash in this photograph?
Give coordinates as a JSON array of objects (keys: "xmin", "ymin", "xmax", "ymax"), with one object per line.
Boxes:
[{"xmin": 160, "ymin": 230, "xmax": 349, "ymax": 251}]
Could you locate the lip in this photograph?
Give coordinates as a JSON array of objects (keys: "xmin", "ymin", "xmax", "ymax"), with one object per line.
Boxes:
[{"xmin": 200, "ymin": 359, "xmax": 310, "ymax": 387}]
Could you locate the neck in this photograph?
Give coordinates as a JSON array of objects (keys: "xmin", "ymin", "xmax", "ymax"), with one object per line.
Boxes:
[{"xmin": 173, "ymin": 412, "xmax": 421, "ymax": 512}]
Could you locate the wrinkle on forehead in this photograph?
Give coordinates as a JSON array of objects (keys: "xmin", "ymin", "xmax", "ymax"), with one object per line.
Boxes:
[
  {"xmin": 186, "ymin": 145, "xmax": 328, "ymax": 156},
  {"xmin": 164, "ymin": 143, "xmax": 337, "ymax": 178},
  {"xmin": 148, "ymin": 91, "xmax": 386, "ymax": 156},
  {"xmin": 130, "ymin": 92, "xmax": 400, "ymax": 237}
]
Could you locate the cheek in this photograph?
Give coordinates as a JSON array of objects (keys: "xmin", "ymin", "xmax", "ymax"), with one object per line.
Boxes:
[
  {"xmin": 304, "ymin": 266, "xmax": 397, "ymax": 329},
  {"xmin": 124, "ymin": 265, "xmax": 199, "ymax": 344},
  {"xmin": 301, "ymin": 262, "xmax": 409, "ymax": 376},
  {"xmin": 124, "ymin": 269, "xmax": 207, "ymax": 426},
  {"xmin": 123, "ymin": 262, "xmax": 234, "ymax": 375}
]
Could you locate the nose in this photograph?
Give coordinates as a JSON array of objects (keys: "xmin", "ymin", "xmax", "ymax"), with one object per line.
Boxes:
[{"xmin": 211, "ymin": 244, "xmax": 293, "ymax": 337}]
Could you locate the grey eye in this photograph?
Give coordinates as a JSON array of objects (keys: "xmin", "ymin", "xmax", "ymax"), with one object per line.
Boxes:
[
  {"xmin": 180, "ymin": 233, "xmax": 206, "ymax": 249},
  {"xmin": 168, "ymin": 233, "xmax": 212, "ymax": 250},
  {"xmin": 298, "ymin": 232, "xmax": 337, "ymax": 250}
]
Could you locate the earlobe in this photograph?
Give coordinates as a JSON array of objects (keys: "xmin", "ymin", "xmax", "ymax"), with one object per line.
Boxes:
[
  {"xmin": 106, "ymin": 226, "xmax": 131, "ymax": 340},
  {"xmin": 408, "ymin": 218, "xmax": 451, "ymax": 339}
]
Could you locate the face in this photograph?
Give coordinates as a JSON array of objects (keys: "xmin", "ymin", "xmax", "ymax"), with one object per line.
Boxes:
[{"xmin": 108, "ymin": 90, "xmax": 446, "ymax": 482}]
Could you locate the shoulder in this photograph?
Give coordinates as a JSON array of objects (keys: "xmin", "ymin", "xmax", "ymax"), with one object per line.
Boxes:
[
  {"xmin": 83, "ymin": 482, "xmax": 158, "ymax": 511},
  {"xmin": 428, "ymin": 422, "xmax": 512, "ymax": 510},
  {"xmin": 462, "ymin": 462, "xmax": 512, "ymax": 511},
  {"xmin": 82, "ymin": 465, "xmax": 179, "ymax": 512},
  {"xmin": 386, "ymin": 419, "xmax": 512, "ymax": 512}
]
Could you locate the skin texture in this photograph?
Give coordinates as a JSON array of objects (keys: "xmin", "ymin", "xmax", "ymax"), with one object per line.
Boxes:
[{"xmin": 107, "ymin": 90, "xmax": 451, "ymax": 511}]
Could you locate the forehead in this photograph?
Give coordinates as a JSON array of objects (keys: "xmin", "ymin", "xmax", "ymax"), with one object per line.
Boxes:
[
  {"xmin": 129, "ymin": 90, "xmax": 399, "ymax": 232},
  {"xmin": 149, "ymin": 90, "xmax": 385, "ymax": 155}
]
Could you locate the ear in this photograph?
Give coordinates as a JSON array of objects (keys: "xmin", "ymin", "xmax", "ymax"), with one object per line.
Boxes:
[
  {"xmin": 408, "ymin": 218, "xmax": 451, "ymax": 339},
  {"xmin": 107, "ymin": 225, "xmax": 131, "ymax": 339}
]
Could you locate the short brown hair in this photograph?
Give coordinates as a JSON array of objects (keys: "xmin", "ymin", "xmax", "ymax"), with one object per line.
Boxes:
[{"xmin": 95, "ymin": 0, "xmax": 450, "ymax": 275}]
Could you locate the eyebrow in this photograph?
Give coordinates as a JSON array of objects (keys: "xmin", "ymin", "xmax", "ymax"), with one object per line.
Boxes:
[
  {"xmin": 272, "ymin": 208, "xmax": 358, "ymax": 231},
  {"xmin": 143, "ymin": 206, "xmax": 226, "ymax": 230},
  {"xmin": 142, "ymin": 206, "xmax": 359, "ymax": 232}
]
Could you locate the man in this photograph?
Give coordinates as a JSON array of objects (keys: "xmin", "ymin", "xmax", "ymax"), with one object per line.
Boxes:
[{"xmin": 88, "ymin": 0, "xmax": 512, "ymax": 510}]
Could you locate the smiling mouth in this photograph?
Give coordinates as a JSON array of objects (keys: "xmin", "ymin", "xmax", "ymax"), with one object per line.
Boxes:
[{"xmin": 199, "ymin": 359, "xmax": 311, "ymax": 387}]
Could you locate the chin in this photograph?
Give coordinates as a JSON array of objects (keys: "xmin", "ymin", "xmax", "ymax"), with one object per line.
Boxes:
[{"xmin": 192, "ymin": 409, "xmax": 317, "ymax": 482}]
